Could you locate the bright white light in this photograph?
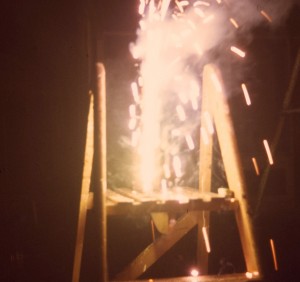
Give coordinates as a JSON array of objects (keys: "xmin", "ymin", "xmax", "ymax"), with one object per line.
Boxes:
[{"xmin": 190, "ymin": 268, "xmax": 199, "ymax": 277}]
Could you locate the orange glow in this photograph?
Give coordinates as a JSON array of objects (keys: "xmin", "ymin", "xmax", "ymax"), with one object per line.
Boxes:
[
  {"xmin": 260, "ymin": 10, "xmax": 272, "ymax": 23},
  {"xmin": 263, "ymin": 139, "xmax": 274, "ymax": 165},
  {"xmin": 270, "ymin": 239, "xmax": 279, "ymax": 271},
  {"xmin": 230, "ymin": 46, "xmax": 246, "ymax": 58},
  {"xmin": 241, "ymin": 83, "xmax": 251, "ymax": 106},
  {"xmin": 251, "ymin": 157, "xmax": 260, "ymax": 175}
]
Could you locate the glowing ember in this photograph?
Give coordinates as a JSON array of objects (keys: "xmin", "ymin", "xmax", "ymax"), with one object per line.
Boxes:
[
  {"xmin": 230, "ymin": 46, "xmax": 246, "ymax": 58},
  {"xmin": 251, "ymin": 157, "xmax": 260, "ymax": 176},
  {"xmin": 260, "ymin": 10, "xmax": 272, "ymax": 23},
  {"xmin": 185, "ymin": 134, "xmax": 195, "ymax": 150},
  {"xmin": 229, "ymin": 18, "xmax": 239, "ymax": 29},
  {"xmin": 263, "ymin": 139, "xmax": 274, "ymax": 165},
  {"xmin": 173, "ymin": 155, "xmax": 183, "ymax": 178},
  {"xmin": 190, "ymin": 268, "xmax": 199, "ymax": 277},
  {"xmin": 131, "ymin": 82, "xmax": 140, "ymax": 103},
  {"xmin": 270, "ymin": 239, "xmax": 279, "ymax": 271},
  {"xmin": 241, "ymin": 83, "xmax": 251, "ymax": 106},
  {"xmin": 202, "ymin": 226, "xmax": 211, "ymax": 253}
]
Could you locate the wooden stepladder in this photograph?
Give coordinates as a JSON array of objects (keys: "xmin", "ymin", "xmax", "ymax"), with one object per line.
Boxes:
[{"xmin": 72, "ymin": 64, "xmax": 261, "ymax": 281}]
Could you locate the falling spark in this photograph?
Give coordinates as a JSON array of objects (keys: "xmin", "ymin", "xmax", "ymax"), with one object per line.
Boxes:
[
  {"xmin": 194, "ymin": 8, "xmax": 205, "ymax": 18},
  {"xmin": 260, "ymin": 10, "xmax": 272, "ymax": 23},
  {"xmin": 270, "ymin": 239, "xmax": 279, "ymax": 271},
  {"xmin": 131, "ymin": 82, "xmax": 140, "ymax": 103},
  {"xmin": 185, "ymin": 134, "xmax": 195, "ymax": 150},
  {"xmin": 202, "ymin": 226, "xmax": 211, "ymax": 253},
  {"xmin": 203, "ymin": 14, "xmax": 215, "ymax": 24},
  {"xmin": 131, "ymin": 130, "xmax": 140, "ymax": 147},
  {"xmin": 175, "ymin": 0, "xmax": 185, "ymax": 13},
  {"xmin": 200, "ymin": 126, "xmax": 209, "ymax": 145},
  {"xmin": 204, "ymin": 111, "xmax": 214, "ymax": 134},
  {"xmin": 176, "ymin": 105, "xmax": 186, "ymax": 121},
  {"xmin": 128, "ymin": 118, "xmax": 137, "ymax": 130},
  {"xmin": 230, "ymin": 46, "xmax": 246, "ymax": 58},
  {"xmin": 160, "ymin": 0, "xmax": 171, "ymax": 20},
  {"xmin": 263, "ymin": 139, "xmax": 274, "ymax": 165},
  {"xmin": 241, "ymin": 83, "xmax": 251, "ymax": 106},
  {"xmin": 138, "ymin": 76, "xmax": 143, "ymax": 87},
  {"xmin": 229, "ymin": 18, "xmax": 239, "ymax": 29},
  {"xmin": 173, "ymin": 155, "xmax": 183, "ymax": 178},
  {"xmin": 251, "ymin": 157, "xmax": 260, "ymax": 175},
  {"xmin": 129, "ymin": 104, "xmax": 136, "ymax": 117},
  {"xmin": 163, "ymin": 163, "xmax": 171, "ymax": 178},
  {"xmin": 193, "ymin": 1, "xmax": 210, "ymax": 7},
  {"xmin": 161, "ymin": 178, "xmax": 168, "ymax": 191},
  {"xmin": 138, "ymin": 0, "xmax": 146, "ymax": 15}
]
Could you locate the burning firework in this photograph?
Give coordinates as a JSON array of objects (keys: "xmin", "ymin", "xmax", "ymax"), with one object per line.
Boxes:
[{"xmin": 127, "ymin": 0, "xmax": 293, "ymax": 192}]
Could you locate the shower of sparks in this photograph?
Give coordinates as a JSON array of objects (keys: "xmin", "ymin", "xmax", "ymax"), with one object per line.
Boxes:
[
  {"xmin": 230, "ymin": 46, "xmax": 246, "ymax": 58},
  {"xmin": 260, "ymin": 10, "xmax": 272, "ymax": 23},
  {"xmin": 263, "ymin": 139, "xmax": 274, "ymax": 165},
  {"xmin": 202, "ymin": 226, "xmax": 211, "ymax": 253},
  {"xmin": 128, "ymin": 0, "xmax": 285, "ymax": 193},
  {"xmin": 241, "ymin": 83, "xmax": 251, "ymax": 105},
  {"xmin": 270, "ymin": 239, "xmax": 279, "ymax": 271},
  {"xmin": 251, "ymin": 157, "xmax": 260, "ymax": 175}
]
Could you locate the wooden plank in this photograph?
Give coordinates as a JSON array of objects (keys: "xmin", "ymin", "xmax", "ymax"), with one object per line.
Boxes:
[
  {"xmin": 197, "ymin": 66, "xmax": 214, "ymax": 274},
  {"xmin": 112, "ymin": 272, "xmax": 261, "ymax": 282},
  {"xmin": 204, "ymin": 64, "xmax": 261, "ymax": 275},
  {"xmin": 114, "ymin": 212, "xmax": 199, "ymax": 281},
  {"xmin": 72, "ymin": 94, "xmax": 94, "ymax": 282}
]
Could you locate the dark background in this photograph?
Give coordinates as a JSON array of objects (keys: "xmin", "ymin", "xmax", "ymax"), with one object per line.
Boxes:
[{"xmin": 1, "ymin": 0, "xmax": 300, "ymax": 281}]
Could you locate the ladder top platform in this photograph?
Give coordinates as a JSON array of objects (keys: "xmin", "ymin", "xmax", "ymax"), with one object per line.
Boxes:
[{"xmin": 106, "ymin": 187, "xmax": 238, "ymax": 215}]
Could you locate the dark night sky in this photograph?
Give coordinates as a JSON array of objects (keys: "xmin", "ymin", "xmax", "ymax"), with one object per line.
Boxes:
[{"xmin": 1, "ymin": 1, "xmax": 300, "ymax": 281}]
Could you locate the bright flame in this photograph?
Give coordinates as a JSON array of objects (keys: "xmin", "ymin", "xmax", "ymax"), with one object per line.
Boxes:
[
  {"xmin": 230, "ymin": 46, "xmax": 246, "ymax": 58},
  {"xmin": 263, "ymin": 139, "xmax": 274, "ymax": 165},
  {"xmin": 241, "ymin": 83, "xmax": 251, "ymax": 106}
]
